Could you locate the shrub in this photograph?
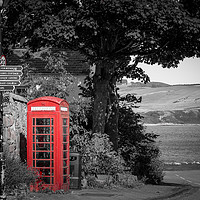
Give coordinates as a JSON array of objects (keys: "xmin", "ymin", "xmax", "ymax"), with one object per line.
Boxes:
[
  {"xmin": 69, "ymin": 99, "xmax": 122, "ymax": 176},
  {"xmin": 133, "ymin": 142, "xmax": 164, "ymax": 184},
  {"xmin": 118, "ymin": 104, "xmax": 164, "ymax": 184},
  {"xmin": 4, "ymin": 153, "xmax": 38, "ymax": 195},
  {"xmin": 72, "ymin": 131, "xmax": 123, "ymax": 177}
]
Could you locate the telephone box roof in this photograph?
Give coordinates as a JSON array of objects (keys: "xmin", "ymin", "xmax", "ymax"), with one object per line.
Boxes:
[{"xmin": 27, "ymin": 96, "xmax": 69, "ymax": 106}]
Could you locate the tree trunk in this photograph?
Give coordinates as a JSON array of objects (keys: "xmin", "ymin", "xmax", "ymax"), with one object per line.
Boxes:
[
  {"xmin": 105, "ymin": 77, "xmax": 119, "ymax": 150},
  {"xmin": 92, "ymin": 60, "xmax": 110, "ymax": 134},
  {"xmin": 92, "ymin": 60, "xmax": 119, "ymax": 150},
  {"xmin": 93, "ymin": 78, "xmax": 109, "ymax": 134}
]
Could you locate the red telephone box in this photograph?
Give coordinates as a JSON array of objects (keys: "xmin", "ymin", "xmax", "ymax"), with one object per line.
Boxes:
[{"xmin": 27, "ymin": 96, "xmax": 70, "ymax": 191}]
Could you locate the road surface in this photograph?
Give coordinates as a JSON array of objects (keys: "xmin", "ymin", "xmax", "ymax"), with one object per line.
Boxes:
[{"xmin": 163, "ymin": 170, "xmax": 200, "ymax": 200}]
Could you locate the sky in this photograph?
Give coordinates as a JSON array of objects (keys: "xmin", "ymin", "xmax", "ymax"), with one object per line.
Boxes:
[{"xmin": 129, "ymin": 57, "xmax": 200, "ymax": 85}]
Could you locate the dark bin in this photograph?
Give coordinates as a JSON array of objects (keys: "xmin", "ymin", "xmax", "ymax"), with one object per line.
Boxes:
[{"xmin": 70, "ymin": 152, "xmax": 81, "ymax": 189}]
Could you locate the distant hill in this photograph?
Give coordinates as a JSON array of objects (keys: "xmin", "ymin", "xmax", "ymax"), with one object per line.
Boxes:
[
  {"xmin": 130, "ymin": 81, "xmax": 170, "ymax": 88},
  {"xmin": 118, "ymin": 83, "xmax": 200, "ymax": 124},
  {"xmin": 142, "ymin": 109, "xmax": 200, "ymax": 124}
]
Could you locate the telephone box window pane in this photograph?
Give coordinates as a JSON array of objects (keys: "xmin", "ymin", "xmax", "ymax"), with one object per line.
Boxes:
[
  {"xmin": 63, "ymin": 127, "xmax": 67, "ymax": 135},
  {"xmin": 52, "ymin": 178, "xmax": 54, "ymax": 184},
  {"xmin": 33, "ymin": 152, "xmax": 35, "ymax": 159},
  {"xmin": 36, "ymin": 143, "xmax": 50, "ymax": 151},
  {"xmin": 33, "ymin": 118, "xmax": 35, "ymax": 125},
  {"xmin": 33, "ymin": 136, "xmax": 35, "ymax": 142},
  {"xmin": 52, "ymin": 152, "xmax": 54, "ymax": 159},
  {"xmin": 36, "ymin": 152, "xmax": 50, "ymax": 159},
  {"xmin": 33, "ymin": 144, "xmax": 35, "ymax": 150},
  {"xmin": 52, "ymin": 169, "xmax": 54, "ymax": 176},
  {"xmin": 63, "ymin": 118, "xmax": 67, "ymax": 125},
  {"xmin": 51, "ymin": 135, "xmax": 54, "ymax": 142},
  {"xmin": 63, "ymin": 176, "xmax": 68, "ymax": 183},
  {"xmin": 36, "ymin": 127, "xmax": 50, "ymax": 134},
  {"xmin": 36, "ymin": 118, "xmax": 50, "ymax": 125},
  {"xmin": 33, "ymin": 160, "xmax": 35, "ymax": 167},
  {"xmin": 51, "ymin": 118, "xmax": 54, "ymax": 125},
  {"xmin": 40, "ymin": 169, "xmax": 50, "ymax": 176},
  {"xmin": 33, "ymin": 127, "xmax": 35, "ymax": 134},
  {"xmin": 43, "ymin": 177, "xmax": 50, "ymax": 184},
  {"xmin": 63, "ymin": 136, "xmax": 67, "ymax": 142},
  {"xmin": 63, "ymin": 160, "xmax": 67, "ymax": 167},
  {"xmin": 51, "ymin": 127, "xmax": 54, "ymax": 134},
  {"xmin": 52, "ymin": 161, "xmax": 54, "ymax": 167},
  {"xmin": 63, "ymin": 152, "xmax": 67, "ymax": 158},
  {"xmin": 36, "ymin": 160, "xmax": 50, "ymax": 167},
  {"xmin": 36, "ymin": 135, "xmax": 50, "ymax": 142},
  {"xmin": 63, "ymin": 168, "xmax": 68, "ymax": 175},
  {"xmin": 52, "ymin": 144, "xmax": 54, "ymax": 151},
  {"xmin": 63, "ymin": 144, "xmax": 67, "ymax": 150}
]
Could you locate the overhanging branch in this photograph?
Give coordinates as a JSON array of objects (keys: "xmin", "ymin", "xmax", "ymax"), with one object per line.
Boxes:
[{"xmin": 115, "ymin": 40, "xmax": 140, "ymax": 54}]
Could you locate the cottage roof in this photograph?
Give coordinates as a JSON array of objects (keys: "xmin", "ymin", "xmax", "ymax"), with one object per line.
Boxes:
[{"xmin": 6, "ymin": 48, "xmax": 89, "ymax": 75}]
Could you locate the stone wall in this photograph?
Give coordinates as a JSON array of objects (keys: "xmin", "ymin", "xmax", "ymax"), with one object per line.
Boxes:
[{"xmin": 3, "ymin": 92, "xmax": 27, "ymax": 160}]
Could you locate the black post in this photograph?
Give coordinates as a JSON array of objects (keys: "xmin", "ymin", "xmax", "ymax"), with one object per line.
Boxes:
[{"xmin": 0, "ymin": 1, "xmax": 6, "ymax": 198}]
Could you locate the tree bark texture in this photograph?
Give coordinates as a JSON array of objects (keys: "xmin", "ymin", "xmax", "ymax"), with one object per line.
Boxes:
[
  {"xmin": 105, "ymin": 77, "xmax": 119, "ymax": 150},
  {"xmin": 92, "ymin": 60, "xmax": 110, "ymax": 134},
  {"xmin": 92, "ymin": 60, "xmax": 119, "ymax": 149},
  {"xmin": 93, "ymin": 78, "xmax": 109, "ymax": 134}
]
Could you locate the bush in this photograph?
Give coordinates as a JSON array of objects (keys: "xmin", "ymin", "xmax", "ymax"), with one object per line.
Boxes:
[
  {"xmin": 71, "ymin": 131, "xmax": 125, "ymax": 188},
  {"xmin": 72, "ymin": 131, "xmax": 123, "ymax": 177},
  {"xmin": 69, "ymin": 99, "xmax": 123, "ymax": 178},
  {"xmin": 118, "ymin": 104, "xmax": 164, "ymax": 184},
  {"xmin": 133, "ymin": 142, "xmax": 164, "ymax": 184},
  {"xmin": 4, "ymin": 153, "xmax": 38, "ymax": 195}
]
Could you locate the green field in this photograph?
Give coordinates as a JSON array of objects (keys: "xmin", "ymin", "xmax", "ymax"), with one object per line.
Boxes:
[{"xmin": 118, "ymin": 83, "xmax": 200, "ymax": 124}]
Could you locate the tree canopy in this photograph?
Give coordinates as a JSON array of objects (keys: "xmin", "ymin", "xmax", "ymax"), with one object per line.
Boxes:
[
  {"xmin": 3, "ymin": 0, "xmax": 200, "ymax": 148},
  {"xmin": 5, "ymin": 0, "xmax": 200, "ymax": 64}
]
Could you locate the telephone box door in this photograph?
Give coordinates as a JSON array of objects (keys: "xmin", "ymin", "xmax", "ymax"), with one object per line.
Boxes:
[{"xmin": 30, "ymin": 116, "xmax": 55, "ymax": 186}]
